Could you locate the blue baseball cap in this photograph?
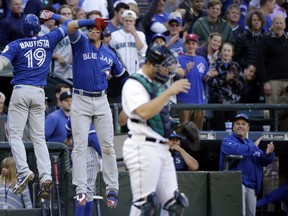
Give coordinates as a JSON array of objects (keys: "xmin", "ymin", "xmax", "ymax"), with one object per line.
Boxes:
[
  {"xmin": 168, "ymin": 12, "xmax": 183, "ymax": 26},
  {"xmin": 151, "ymin": 33, "xmax": 166, "ymax": 43},
  {"xmin": 60, "ymin": 91, "xmax": 72, "ymax": 101},
  {"xmin": 169, "ymin": 131, "xmax": 183, "ymax": 140},
  {"xmin": 234, "ymin": 113, "xmax": 249, "ymax": 123}
]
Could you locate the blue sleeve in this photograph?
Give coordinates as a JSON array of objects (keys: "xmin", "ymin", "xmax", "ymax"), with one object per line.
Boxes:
[
  {"xmin": 66, "ymin": 118, "xmax": 71, "ymax": 131},
  {"xmin": 260, "ymin": 152, "xmax": 275, "ymax": 167},
  {"xmin": 45, "ymin": 115, "xmax": 57, "ymax": 140},
  {"xmin": 88, "ymin": 131, "xmax": 102, "ymax": 158},
  {"xmin": 68, "ymin": 30, "xmax": 82, "ymax": 44},
  {"xmin": 221, "ymin": 135, "xmax": 259, "ymax": 156}
]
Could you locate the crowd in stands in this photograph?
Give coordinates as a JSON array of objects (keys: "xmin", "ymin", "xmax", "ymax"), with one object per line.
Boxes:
[{"xmin": 1, "ymin": 0, "xmax": 288, "ymax": 131}]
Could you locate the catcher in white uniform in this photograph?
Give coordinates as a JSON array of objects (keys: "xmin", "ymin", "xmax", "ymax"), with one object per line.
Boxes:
[{"xmin": 122, "ymin": 44, "xmax": 190, "ymax": 216}]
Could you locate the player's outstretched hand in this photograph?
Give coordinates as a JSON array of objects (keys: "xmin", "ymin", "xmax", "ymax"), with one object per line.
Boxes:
[
  {"xmin": 95, "ymin": 18, "xmax": 109, "ymax": 31},
  {"xmin": 169, "ymin": 79, "xmax": 190, "ymax": 95},
  {"xmin": 39, "ymin": 10, "xmax": 54, "ymax": 22}
]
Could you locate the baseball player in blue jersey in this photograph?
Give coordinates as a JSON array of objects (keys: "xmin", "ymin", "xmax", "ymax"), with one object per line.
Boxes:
[
  {"xmin": 66, "ymin": 119, "xmax": 102, "ymax": 216},
  {"xmin": 0, "ymin": 11, "xmax": 115, "ymax": 201},
  {"xmin": 122, "ymin": 45, "xmax": 191, "ymax": 216},
  {"xmin": 67, "ymin": 17, "xmax": 129, "ymax": 207},
  {"xmin": 0, "ymin": 13, "xmax": 69, "ymax": 200}
]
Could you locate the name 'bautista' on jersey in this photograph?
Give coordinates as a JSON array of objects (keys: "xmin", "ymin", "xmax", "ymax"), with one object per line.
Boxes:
[{"xmin": 19, "ymin": 40, "xmax": 50, "ymax": 49}]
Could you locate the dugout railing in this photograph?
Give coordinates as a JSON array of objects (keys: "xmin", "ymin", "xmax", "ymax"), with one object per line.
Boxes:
[{"xmin": 110, "ymin": 103, "xmax": 288, "ymax": 134}]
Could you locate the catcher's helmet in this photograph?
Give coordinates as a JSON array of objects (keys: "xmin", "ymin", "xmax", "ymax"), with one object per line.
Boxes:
[
  {"xmin": 23, "ymin": 14, "xmax": 41, "ymax": 37},
  {"xmin": 146, "ymin": 45, "xmax": 178, "ymax": 83}
]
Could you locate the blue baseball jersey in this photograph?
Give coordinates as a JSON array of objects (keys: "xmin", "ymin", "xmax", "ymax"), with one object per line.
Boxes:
[
  {"xmin": 177, "ymin": 54, "xmax": 208, "ymax": 104},
  {"xmin": 1, "ymin": 27, "xmax": 67, "ymax": 86},
  {"xmin": 45, "ymin": 108, "xmax": 69, "ymax": 143},
  {"xmin": 69, "ymin": 31, "xmax": 125, "ymax": 91}
]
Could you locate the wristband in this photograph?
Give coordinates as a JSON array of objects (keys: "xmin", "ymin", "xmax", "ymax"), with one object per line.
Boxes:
[
  {"xmin": 52, "ymin": 13, "xmax": 62, "ymax": 22},
  {"xmin": 78, "ymin": 19, "xmax": 95, "ymax": 28}
]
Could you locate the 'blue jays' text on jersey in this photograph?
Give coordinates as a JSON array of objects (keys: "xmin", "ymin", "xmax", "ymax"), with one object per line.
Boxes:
[
  {"xmin": 69, "ymin": 31, "xmax": 125, "ymax": 92},
  {"xmin": 1, "ymin": 27, "xmax": 67, "ymax": 86},
  {"xmin": 177, "ymin": 55, "xmax": 208, "ymax": 104}
]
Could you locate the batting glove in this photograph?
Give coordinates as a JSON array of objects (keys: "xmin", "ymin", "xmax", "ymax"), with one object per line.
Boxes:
[
  {"xmin": 95, "ymin": 18, "xmax": 109, "ymax": 32},
  {"xmin": 39, "ymin": 10, "xmax": 54, "ymax": 22}
]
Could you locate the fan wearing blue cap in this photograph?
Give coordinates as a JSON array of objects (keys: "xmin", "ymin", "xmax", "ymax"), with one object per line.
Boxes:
[
  {"xmin": 168, "ymin": 131, "xmax": 199, "ymax": 171},
  {"xmin": 219, "ymin": 113, "xmax": 275, "ymax": 216}
]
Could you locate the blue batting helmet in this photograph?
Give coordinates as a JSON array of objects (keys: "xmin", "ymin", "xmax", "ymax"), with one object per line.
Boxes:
[{"xmin": 23, "ymin": 14, "xmax": 41, "ymax": 37}]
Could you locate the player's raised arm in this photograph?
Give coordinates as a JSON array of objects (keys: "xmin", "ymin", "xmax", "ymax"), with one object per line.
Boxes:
[{"xmin": 67, "ymin": 18, "xmax": 109, "ymax": 34}]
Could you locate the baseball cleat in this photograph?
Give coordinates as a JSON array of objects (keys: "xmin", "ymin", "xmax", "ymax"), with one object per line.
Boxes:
[
  {"xmin": 106, "ymin": 189, "xmax": 118, "ymax": 208},
  {"xmin": 38, "ymin": 179, "xmax": 52, "ymax": 199},
  {"xmin": 75, "ymin": 193, "xmax": 88, "ymax": 206},
  {"xmin": 13, "ymin": 171, "xmax": 35, "ymax": 194}
]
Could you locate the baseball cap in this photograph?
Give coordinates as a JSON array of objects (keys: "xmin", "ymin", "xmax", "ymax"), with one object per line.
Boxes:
[
  {"xmin": 234, "ymin": 113, "xmax": 249, "ymax": 123},
  {"xmin": 151, "ymin": 33, "xmax": 166, "ymax": 43},
  {"xmin": 121, "ymin": 0, "xmax": 137, "ymax": 5},
  {"xmin": 103, "ymin": 28, "xmax": 111, "ymax": 37},
  {"xmin": 122, "ymin": 9, "xmax": 137, "ymax": 20},
  {"xmin": 168, "ymin": 12, "xmax": 183, "ymax": 26},
  {"xmin": 185, "ymin": 34, "xmax": 199, "ymax": 43},
  {"xmin": 169, "ymin": 131, "xmax": 183, "ymax": 140},
  {"xmin": 60, "ymin": 91, "xmax": 72, "ymax": 101}
]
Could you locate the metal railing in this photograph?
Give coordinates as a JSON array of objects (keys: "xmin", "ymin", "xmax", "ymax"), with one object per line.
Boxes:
[{"xmin": 110, "ymin": 103, "xmax": 288, "ymax": 133}]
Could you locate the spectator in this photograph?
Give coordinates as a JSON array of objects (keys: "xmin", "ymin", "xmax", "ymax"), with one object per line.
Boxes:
[
  {"xmin": 260, "ymin": 0, "xmax": 276, "ymax": 33},
  {"xmin": 0, "ymin": 92, "xmax": 7, "ymax": 118},
  {"xmin": 180, "ymin": 0, "xmax": 207, "ymax": 33},
  {"xmin": 164, "ymin": 0, "xmax": 181, "ymax": 13},
  {"xmin": 39, "ymin": 6, "xmax": 56, "ymax": 36},
  {"xmin": 196, "ymin": 32, "xmax": 222, "ymax": 65},
  {"xmin": 165, "ymin": 11, "xmax": 185, "ymax": 57},
  {"xmin": 0, "ymin": 156, "xmax": 32, "ymax": 209},
  {"xmin": 52, "ymin": 4, "xmax": 74, "ymax": 80},
  {"xmin": 125, "ymin": 0, "xmax": 160, "ymax": 36},
  {"xmin": 208, "ymin": 42, "xmax": 244, "ymax": 130},
  {"xmin": 0, "ymin": 0, "xmax": 25, "ymax": 50},
  {"xmin": 258, "ymin": 15, "xmax": 288, "ymax": 105},
  {"xmin": 226, "ymin": 4, "xmax": 244, "ymax": 41},
  {"xmin": 239, "ymin": 64, "xmax": 265, "ymax": 103},
  {"xmin": 168, "ymin": 131, "xmax": 199, "ymax": 171},
  {"xmin": 234, "ymin": 10, "xmax": 265, "ymax": 70},
  {"xmin": 45, "ymin": 91, "xmax": 71, "ymax": 143},
  {"xmin": 110, "ymin": 9, "xmax": 147, "ymax": 75},
  {"xmin": 24, "ymin": 0, "xmax": 44, "ymax": 16},
  {"xmin": 269, "ymin": 0, "xmax": 287, "ymax": 20},
  {"xmin": 46, "ymin": 83, "xmax": 71, "ymax": 115},
  {"xmin": 219, "ymin": 113, "xmax": 275, "ymax": 216},
  {"xmin": 146, "ymin": 0, "xmax": 169, "ymax": 45},
  {"xmin": 0, "ymin": 0, "xmax": 8, "ymax": 22},
  {"xmin": 107, "ymin": 2, "xmax": 129, "ymax": 33},
  {"xmin": 81, "ymin": 0, "xmax": 112, "ymax": 18},
  {"xmin": 192, "ymin": 0, "xmax": 235, "ymax": 44},
  {"xmin": 177, "ymin": 34, "xmax": 210, "ymax": 130}
]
